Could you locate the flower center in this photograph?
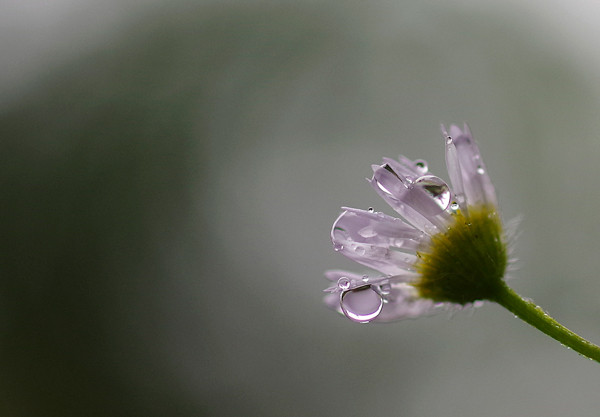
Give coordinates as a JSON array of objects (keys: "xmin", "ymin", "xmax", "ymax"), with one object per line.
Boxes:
[{"xmin": 414, "ymin": 206, "xmax": 508, "ymax": 304}]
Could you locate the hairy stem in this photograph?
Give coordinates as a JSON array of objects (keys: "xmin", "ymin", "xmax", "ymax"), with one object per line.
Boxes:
[{"xmin": 493, "ymin": 283, "xmax": 600, "ymax": 363}]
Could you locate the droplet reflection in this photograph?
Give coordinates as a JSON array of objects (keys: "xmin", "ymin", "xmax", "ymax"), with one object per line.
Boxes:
[
  {"xmin": 414, "ymin": 159, "xmax": 428, "ymax": 174},
  {"xmin": 414, "ymin": 175, "xmax": 451, "ymax": 210},
  {"xmin": 337, "ymin": 277, "xmax": 351, "ymax": 290},
  {"xmin": 340, "ymin": 285, "xmax": 384, "ymax": 323}
]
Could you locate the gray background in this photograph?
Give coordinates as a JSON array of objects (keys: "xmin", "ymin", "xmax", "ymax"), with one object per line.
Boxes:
[{"xmin": 2, "ymin": 1, "xmax": 600, "ymax": 416}]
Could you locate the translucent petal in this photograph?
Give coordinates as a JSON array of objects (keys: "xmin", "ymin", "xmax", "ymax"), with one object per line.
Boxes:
[
  {"xmin": 324, "ymin": 269, "xmax": 366, "ymax": 282},
  {"xmin": 374, "ymin": 282, "xmax": 449, "ymax": 322},
  {"xmin": 338, "ymin": 207, "xmax": 423, "ymax": 248},
  {"xmin": 370, "ymin": 164, "xmax": 452, "ymax": 232},
  {"xmin": 442, "ymin": 124, "xmax": 466, "ymax": 208},
  {"xmin": 324, "ymin": 270, "xmax": 417, "ymax": 291},
  {"xmin": 381, "ymin": 156, "xmax": 426, "ymax": 183},
  {"xmin": 324, "ymin": 277, "xmax": 449, "ymax": 322},
  {"xmin": 398, "ymin": 156, "xmax": 429, "ymax": 176},
  {"xmin": 323, "ymin": 270, "xmax": 366, "ymax": 293},
  {"xmin": 444, "ymin": 124, "xmax": 497, "ymax": 208},
  {"xmin": 331, "ymin": 209, "xmax": 420, "ymax": 275},
  {"xmin": 323, "ymin": 292, "xmax": 341, "ymax": 312}
]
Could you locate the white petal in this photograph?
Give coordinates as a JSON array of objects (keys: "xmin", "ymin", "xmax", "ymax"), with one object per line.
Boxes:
[
  {"xmin": 323, "ymin": 292, "xmax": 342, "ymax": 312},
  {"xmin": 444, "ymin": 124, "xmax": 497, "ymax": 208},
  {"xmin": 372, "ymin": 282, "xmax": 448, "ymax": 321},
  {"xmin": 325, "ymin": 277, "xmax": 450, "ymax": 322},
  {"xmin": 331, "ymin": 209, "xmax": 420, "ymax": 275},
  {"xmin": 370, "ymin": 164, "xmax": 451, "ymax": 232},
  {"xmin": 324, "ymin": 269, "xmax": 366, "ymax": 282},
  {"xmin": 381, "ymin": 156, "xmax": 425, "ymax": 182},
  {"xmin": 442, "ymin": 124, "xmax": 466, "ymax": 207},
  {"xmin": 339, "ymin": 207, "xmax": 423, "ymax": 247},
  {"xmin": 322, "ymin": 270, "xmax": 366, "ymax": 293},
  {"xmin": 398, "ymin": 155, "xmax": 429, "ymax": 176},
  {"xmin": 324, "ymin": 275, "xmax": 433, "ymax": 322}
]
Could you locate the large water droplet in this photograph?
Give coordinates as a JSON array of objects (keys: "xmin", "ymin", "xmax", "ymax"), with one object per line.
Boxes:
[
  {"xmin": 340, "ymin": 285, "xmax": 383, "ymax": 323},
  {"xmin": 414, "ymin": 175, "xmax": 451, "ymax": 210},
  {"xmin": 333, "ymin": 242, "xmax": 344, "ymax": 252}
]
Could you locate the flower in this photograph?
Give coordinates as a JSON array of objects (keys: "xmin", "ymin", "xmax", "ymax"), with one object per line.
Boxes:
[{"xmin": 325, "ymin": 124, "xmax": 509, "ymax": 323}]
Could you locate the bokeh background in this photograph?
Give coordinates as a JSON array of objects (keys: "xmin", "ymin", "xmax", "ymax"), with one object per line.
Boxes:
[{"xmin": 2, "ymin": 1, "xmax": 600, "ymax": 416}]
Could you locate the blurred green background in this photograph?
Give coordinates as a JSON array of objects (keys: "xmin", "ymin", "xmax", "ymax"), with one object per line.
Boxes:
[{"xmin": 2, "ymin": 1, "xmax": 600, "ymax": 416}]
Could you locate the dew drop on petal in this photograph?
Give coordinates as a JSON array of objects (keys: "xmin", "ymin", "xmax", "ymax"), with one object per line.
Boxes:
[
  {"xmin": 414, "ymin": 175, "xmax": 451, "ymax": 210},
  {"xmin": 379, "ymin": 283, "xmax": 391, "ymax": 295},
  {"xmin": 337, "ymin": 277, "xmax": 351, "ymax": 290},
  {"xmin": 374, "ymin": 179, "xmax": 394, "ymax": 197},
  {"xmin": 340, "ymin": 285, "xmax": 384, "ymax": 323},
  {"xmin": 414, "ymin": 159, "xmax": 428, "ymax": 174},
  {"xmin": 476, "ymin": 166, "xmax": 485, "ymax": 175},
  {"xmin": 362, "ymin": 275, "xmax": 369, "ymax": 282},
  {"xmin": 367, "ymin": 207, "xmax": 374, "ymax": 213},
  {"xmin": 358, "ymin": 227, "xmax": 377, "ymax": 238},
  {"xmin": 354, "ymin": 245, "xmax": 366, "ymax": 255},
  {"xmin": 333, "ymin": 243, "xmax": 344, "ymax": 252},
  {"xmin": 423, "ymin": 224, "xmax": 437, "ymax": 235}
]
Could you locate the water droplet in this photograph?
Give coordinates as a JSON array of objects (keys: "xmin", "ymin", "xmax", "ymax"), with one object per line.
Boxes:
[
  {"xmin": 367, "ymin": 207, "xmax": 374, "ymax": 213},
  {"xmin": 423, "ymin": 224, "xmax": 437, "ymax": 234},
  {"xmin": 358, "ymin": 227, "xmax": 377, "ymax": 238},
  {"xmin": 379, "ymin": 283, "xmax": 391, "ymax": 295},
  {"xmin": 476, "ymin": 166, "xmax": 485, "ymax": 175},
  {"xmin": 354, "ymin": 246, "xmax": 366, "ymax": 255},
  {"xmin": 414, "ymin": 159, "xmax": 428, "ymax": 174},
  {"xmin": 337, "ymin": 277, "xmax": 351, "ymax": 290},
  {"xmin": 374, "ymin": 178, "xmax": 394, "ymax": 197},
  {"xmin": 383, "ymin": 164, "xmax": 400, "ymax": 178},
  {"xmin": 340, "ymin": 285, "xmax": 384, "ymax": 323},
  {"xmin": 450, "ymin": 202, "xmax": 460, "ymax": 212},
  {"xmin": 414, "ymin": 175, "xmax": 451, "ymax": 210},
  {"xmin": 446, "ymin": 136, "xmax": 452, "ymax": 145},
  {"xmin": 333, "ymin": 243, "xmax": 344, "ymax": 252},
  {"xmin": 362, "ymin": 275, "xmax": 369, "ymax": 282}
]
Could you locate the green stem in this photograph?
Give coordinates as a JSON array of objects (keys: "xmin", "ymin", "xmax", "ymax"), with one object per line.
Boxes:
[{"xmin": 493, "ymin": 283, "xmax": 600, "ymax": 363}]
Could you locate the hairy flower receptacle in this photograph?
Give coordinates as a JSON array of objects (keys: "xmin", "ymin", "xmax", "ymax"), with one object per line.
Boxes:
[{"xmin": 415, "ymin": 206, "xmax": 507, "ymax": 304}]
